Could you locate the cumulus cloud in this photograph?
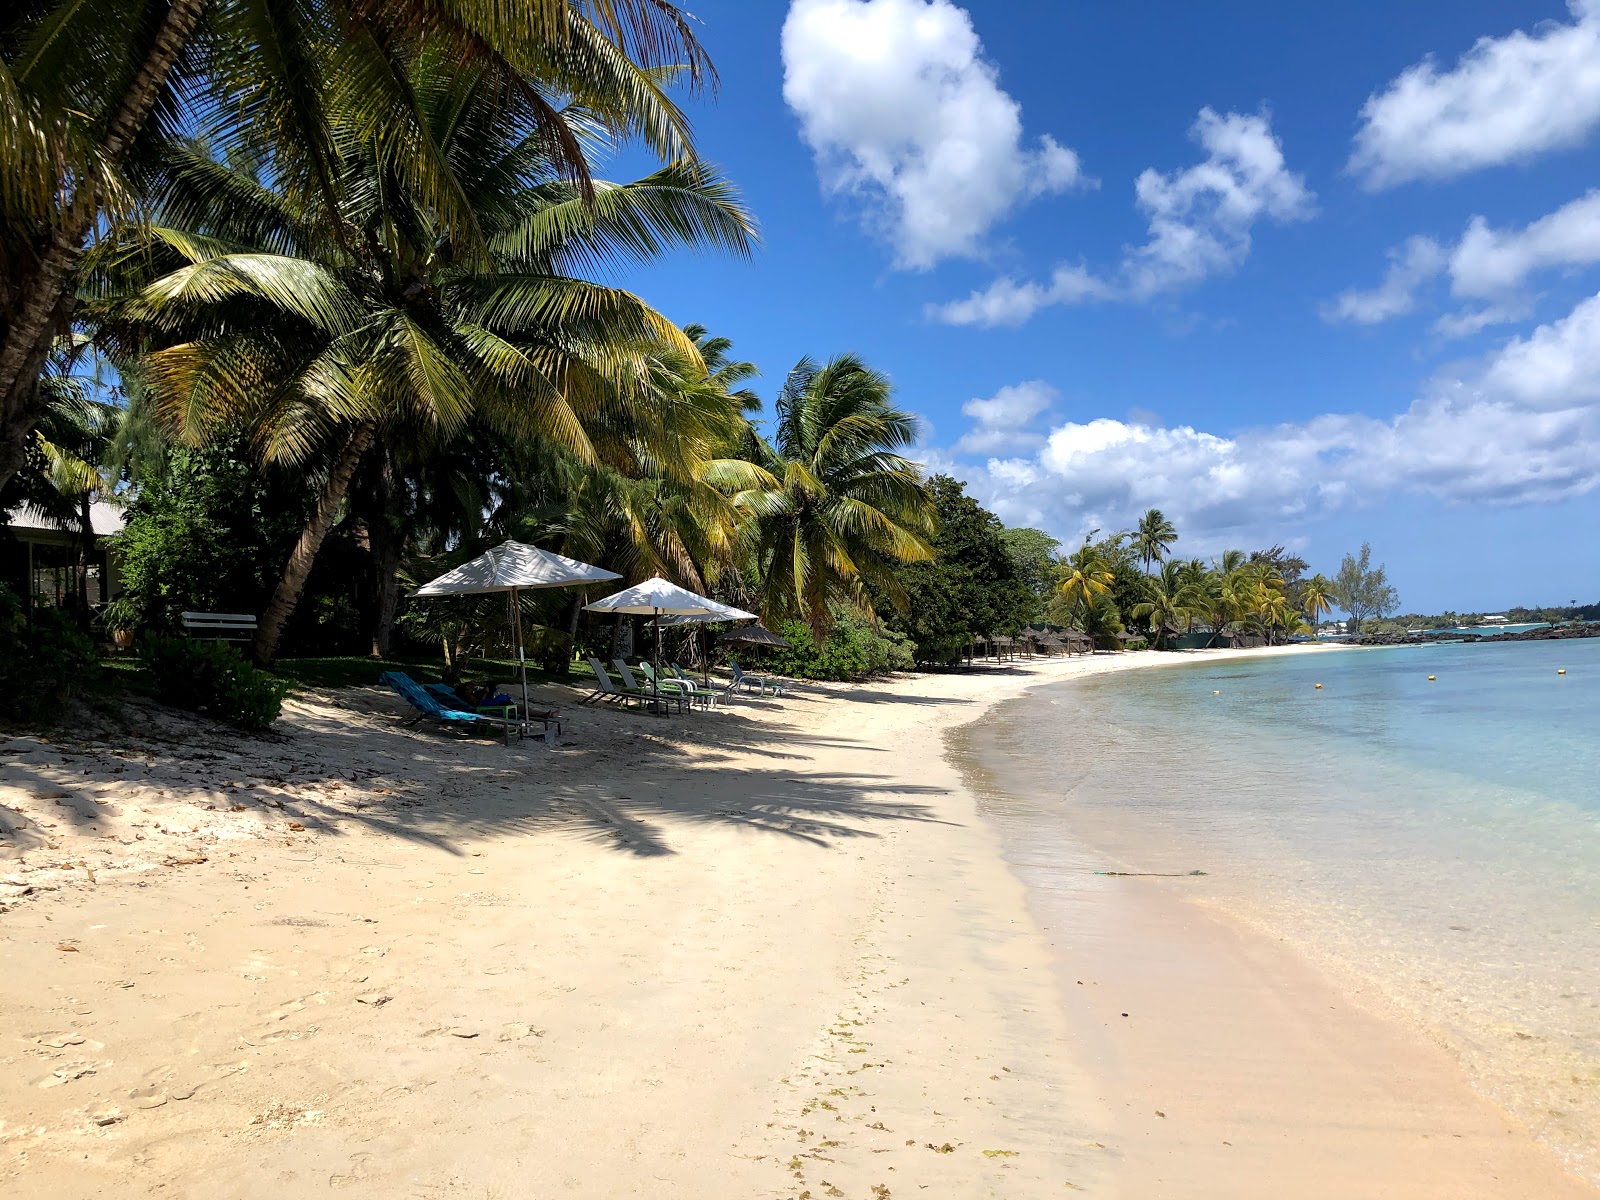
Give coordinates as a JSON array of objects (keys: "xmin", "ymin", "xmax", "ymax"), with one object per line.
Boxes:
[
  {"xmin": 1450, "ymin": 190, "xmax": 1600, "ymax": 295},
  {"xmin": 941, "ymin": 292, "xmax": 1600, "ymax": 546},
  {"xmin": 951, "ymin": 380, "xmax": 1056, "ymax": 454},
  {"xmin": 931, "ymin": 109, "xmax": 1313, "ymax": 327},
  {"xmin": 1327, "ymin": 190, "xmax": 1600, "ymax": 334},
  {"xmin": 1124, "ymin": 108, "xmax": 1315, "ymax": 298},
  {"xmin": 930, "ymin": 265, "xmax": 1106, "ymax": 328},
  {"xmin": 781, "ymin": 0, "xmax": 1089, "ymax": 270},
  {"xmin": 1350, "ymin": 0, "xmax": 1600, "ymax": 189},
  {"xmin": 1324, "ymin": 236, "xmax": 1447, "ymax": 325}
]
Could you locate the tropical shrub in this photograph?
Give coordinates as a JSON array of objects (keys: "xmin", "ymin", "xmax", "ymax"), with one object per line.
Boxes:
[
  {"xmin": 768, "ymin": 610, "xmax": 914, "ymax": 681},
  {"xmin": 137, "ymin": 635, "xmax": 286, "ymax": 730},
  {"xmin": 105, "ymin": 439, "xmax": 309, "ymax": 634},
  {"xmin": 0, "ymin": 584, "xmax": 99, "ymax": 724}
]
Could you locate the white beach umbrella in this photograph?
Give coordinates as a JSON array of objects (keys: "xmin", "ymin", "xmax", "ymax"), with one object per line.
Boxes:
[
  {"xmin": 652, "ymin": 601, "xmax": 758, "ymax": 684},
  {"xmin": 413, "ymin": 541, "xmax": 620, "ymax": 716},
  {"xmin": 585, "ymin": 577, "xmax": 737, "ymax": 704}
]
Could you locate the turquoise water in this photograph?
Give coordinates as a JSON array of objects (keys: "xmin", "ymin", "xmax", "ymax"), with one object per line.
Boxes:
[{"xmin": 963, "ymin": 640, "xmax": 1600, "ymax": 1183}]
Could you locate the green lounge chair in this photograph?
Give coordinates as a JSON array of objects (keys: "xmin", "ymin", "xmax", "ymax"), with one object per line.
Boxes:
[
  {"xmin": 638, "ymin": 661, "xmax": 719, "ymax": 710},
  {"xmin": 612, "ymin": 659, "xmax": 686, "ymax": 714},
  {"xmin": 728, "ymin": 659, "xmax": 785, "ymax": 697}
]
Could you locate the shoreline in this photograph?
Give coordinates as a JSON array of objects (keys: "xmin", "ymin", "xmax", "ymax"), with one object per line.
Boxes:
[
  {"xmin": 1, "ymin": 644, "xmax": 1588, "ymax": 1196},
  {"xmin": 949, "ymin": 648, "xmax": 1599, "ymax": 1198}
]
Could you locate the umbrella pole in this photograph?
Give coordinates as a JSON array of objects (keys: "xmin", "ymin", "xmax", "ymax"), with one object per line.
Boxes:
[
  {"xmin": 512, "ymin": 588, "xmax": 530, "ymax": 723},
  {"xmin": 653, "ymin": 608, "xmax": 662, "ymax": 714}
]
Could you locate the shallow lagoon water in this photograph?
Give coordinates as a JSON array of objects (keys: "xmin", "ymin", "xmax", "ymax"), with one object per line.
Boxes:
[{"xmin": 960, "ymin": 640, "xmax": 1600, "ymax": 1183}]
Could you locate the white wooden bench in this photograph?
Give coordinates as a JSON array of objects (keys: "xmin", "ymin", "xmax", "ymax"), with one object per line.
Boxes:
[{"xmin": 180, "ymin": 612, "xmax": 258, "ymax": 642}]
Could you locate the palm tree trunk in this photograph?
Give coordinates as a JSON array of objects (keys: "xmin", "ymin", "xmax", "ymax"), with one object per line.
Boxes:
[
  {"xmin": 252, "ymin": 422, "xmax": 376, "ymax": 665},
  {"xmin": 0, "ymin": 0, "xmax": 209, "ymax": 495},
  {"xmin": 75, "ymin": 492, "xmax": 93, "ymax": 619},
  {"xmin": 366, "ymin": 450, "xmax": 401, "ymax": 659}
]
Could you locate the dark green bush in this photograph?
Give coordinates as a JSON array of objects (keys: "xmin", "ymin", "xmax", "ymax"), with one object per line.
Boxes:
[
  {"xmin": 767, "ymin": 609, "xmax": 915, "ymax": 682},
  {"xmin": 137, "ymin": 634, "xmax": 287, "ymax": 729},
  {"xmin": 0, "ymin": 584, "xmax": 99, "ymax": 724}
]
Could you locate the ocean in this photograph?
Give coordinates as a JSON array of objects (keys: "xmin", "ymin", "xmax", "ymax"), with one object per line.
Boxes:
[{"xmin": 956, "ymin": 639, "xmax": 1600, "ymax": 1184}]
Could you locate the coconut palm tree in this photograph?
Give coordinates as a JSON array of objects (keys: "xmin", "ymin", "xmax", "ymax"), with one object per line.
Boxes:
[
  {"xmin": 1301, "ymin": 572, "xmax": 1335, "ymax": 639},
  {"xmin": 1057, "ymin": 539, "xmax": 1115, "ymax": 632},
  {"xmin": 1131, "ymin": 559, "xmax": 1195, "ymax": 649},
  {"xmin": 96, "ymin": 47, "xmax": 755, "ymax": 662},
  {"xmin": 1133, "ymin": 507, "xmax": 1177, "ymax": 574},
  {"xmin": 741, "ymin": 354, "xmax": 936, "ymax": 636},
  {"xmin": 0, "ymin": 0, "xmax": 715, "ymax": 496}
]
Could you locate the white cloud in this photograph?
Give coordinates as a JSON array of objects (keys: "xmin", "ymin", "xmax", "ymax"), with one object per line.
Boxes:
[
  {"xmin": 1450, "ymin": 190, "xmax": 1600, "ymax": 296},
  {"xmin": 1324, "ymin": 236, "xmax": 1446, "ymax": 324},
  {"xmin": 952, "ymin": 380, "xmax": 1056, "ymax": 454},
  {"xmin": 931, "ymin": 109, "xmax": 1313, "ymax": 327},
  {"xmin": 1350, "ymin": 0, "xmax": 1600, "ymax": 189},
  {"xmin": 940, "ymin": 292, "xmax": 1600, "ymax": 546},
  {"xmin": 1328, "ymin": 190, "xmax": 1600, "ymax": 333},
  {"xmin": 929, "ymin": 264, "xmax": 1106, "ymax": 328},
  {"xmin": 781, "ymin": 0, "xmax": 1089, "ymax": 270},
  {"xmin": 1125, "ymin": 108, "xmax": 1315, "ymax": 299}
]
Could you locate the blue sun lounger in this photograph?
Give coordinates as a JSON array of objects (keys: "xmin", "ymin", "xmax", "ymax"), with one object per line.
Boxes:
[{"xmin": 379, "ymin": 671, "xmax": 526, "ymax": 744}]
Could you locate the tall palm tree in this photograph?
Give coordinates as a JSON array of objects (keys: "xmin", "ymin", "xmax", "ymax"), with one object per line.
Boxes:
[
  {"xmin": 1057, "ymin": 539, "xmax": 1114, "ymax": 632},
  {"xmin": 96, "ymin": 48, "xmax": 755, "ymax": 662},
  {"xmin": 1131, "ymin": 559, "xmax": 1195, "ymax": 648},
  {"xmin": 1301, "ymin": 572, "xmax": 1335, "ymax": 638},
  {"xmin": 742, "ymin": 354, "xmax": 935, "ymax": 636},
  {"xmin": 1133, "ymin": 507, "xmax": 1177, "ymax": 574},
  {"xmin": 0, "ymin": 0, "xmax": 716, "ymax": 496}
]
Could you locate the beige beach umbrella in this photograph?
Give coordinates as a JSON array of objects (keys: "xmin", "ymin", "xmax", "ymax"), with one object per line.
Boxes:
[{"xmin": 413, "ymin": 541, "xmax": 620, "ymax": 717}]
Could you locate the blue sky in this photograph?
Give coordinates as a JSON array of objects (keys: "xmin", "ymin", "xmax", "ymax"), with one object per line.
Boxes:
[{"xmin": 612, "ymin": 1, "xmax": 1600, "ymax": 612}]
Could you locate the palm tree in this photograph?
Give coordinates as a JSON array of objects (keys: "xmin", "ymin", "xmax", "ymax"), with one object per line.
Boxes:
[
  {"xmin": 1301, "ymin": 572, "xmax": 1334, "ymax": 639},
  {"xmin": 742, "ymin": 354, "xmax": 935, "ymax": 636},
  {"xmin": 96, "ymin": 48, "xmax": 755, "ymax": 662},
  {"xmin": 1133, "ymin": 508, "xmax": 1177, "ymax": 574},
  {"xmin": 0, "ymin": 0, "xmax": 716, "ymax": 496},
  {"xmin": 1057, "ymin": 539, "xmax": 1115, "ymax": 632},
  {"xmin": 1131, "ymin": 559, "xmax": 1195, "ymax": 649}
]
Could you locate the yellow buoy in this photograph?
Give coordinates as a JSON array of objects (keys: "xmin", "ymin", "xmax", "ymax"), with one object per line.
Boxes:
[
  {"xmin": 1314, "ymin": 683, "xmax": 1323, "ymax": 689},
  {"xmin": 1427, "ymin": 675, "xmax": 1436, "ymax": 681},
  {"xmin": 1213, "ymin": 690, "xmax": 1220, "ymax": 695},
  {"xmin": 1558, "ymin": 669, "xmax": 1567, "ymax": 675}
]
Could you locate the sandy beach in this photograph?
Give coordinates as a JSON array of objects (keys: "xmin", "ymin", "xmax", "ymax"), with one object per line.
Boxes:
[{"xmin": 2, "ymin": 648, "xmax": 1593, "ymax": 1198}]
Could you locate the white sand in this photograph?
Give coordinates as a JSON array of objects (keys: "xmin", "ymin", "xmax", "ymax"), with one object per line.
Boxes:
[{"xmin": 1, "ymin": 647, "xmax": 1591, "ymax": 1197}]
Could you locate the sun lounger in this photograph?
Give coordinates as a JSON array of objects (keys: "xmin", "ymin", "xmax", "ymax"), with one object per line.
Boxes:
[
  {"xmin": 637, "ymin": 661, "xmax": 719, "ymax": 710},
  {"xmin": 379, "ymin": 671, "xmax": 526, "ymax": 744},
  {"xmin": 612, "ymin": 659, "xmax": 686, "ymax": 714},
  {"xmin": 583, "ymin": 658, "xmax": 639, "ymax": 706},
  {"xmin": 424, "ymin": 682, "xmax": 562, "ymax": 735},
  {"xmin": 728, "ymin": 659, "xmax": 785, "ymax": 697},
  {"xmin": 584, "ymin": 658, "xmax": 677, "ymax": 711}
]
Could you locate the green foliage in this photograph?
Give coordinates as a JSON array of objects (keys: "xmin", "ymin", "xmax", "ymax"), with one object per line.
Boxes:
[
  {"xmin": 1332, "ymin": 542, "xmax": 1400, "ymax": 633},
  {"xmin": 137, "ymin": 634, "xmax": 287, "ymax": 729},
  {"xmin": 887, "ymin": 475, "xmax": 1033, "ymax": 666},
  {"xmin": 747, "ymin": 355, "xmax": 936, "ymax": 637},
  {"xmin": 999, "ymin": 527, "xmax": 1060, "ymax": 604},
  {"xmin": 767, "ymin": 609, "xmax": 914, "ymax": 681},
  {"xmin": 0, "ymin": 584, "xmax": 98, "ymax": 724},
  {"xmin": 105, "ymin": 438, "xmax": 307, "ymax": 633}
]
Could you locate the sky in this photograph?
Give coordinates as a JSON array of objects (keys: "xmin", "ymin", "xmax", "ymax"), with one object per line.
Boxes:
[{"xmin": 609, "ymin": 0, "xmax": 1600, "ymax": 612}]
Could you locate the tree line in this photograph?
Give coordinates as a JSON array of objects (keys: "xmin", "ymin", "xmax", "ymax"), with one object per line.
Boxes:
[{"xmin": 0, "ymin": 2, "xmax": 1397, "ymax": 679}]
